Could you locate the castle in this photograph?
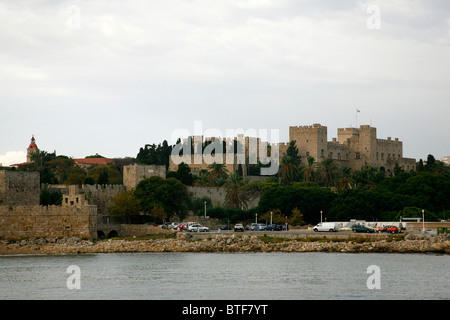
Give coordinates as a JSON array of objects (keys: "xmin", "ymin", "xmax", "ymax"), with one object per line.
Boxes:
[
  {"xmin": 169, "ymin": 124, "xmax": 416, "ymax": 175},
  {"xmin": 289, "ymin": 124, "xmax": 416, "ymax": 173}
]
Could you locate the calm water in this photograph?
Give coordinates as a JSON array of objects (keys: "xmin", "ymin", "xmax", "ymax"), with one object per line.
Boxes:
[{"xmin": 0, "ymin": 252, "xmax": 449, "ymax": 300}]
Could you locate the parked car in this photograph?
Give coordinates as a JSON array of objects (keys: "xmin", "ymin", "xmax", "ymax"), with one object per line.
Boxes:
[
  {"xmin": 219, "ymin": 225, "xmax": 231, "ymax": 230},
  {"xmin": 170, "ymin": 222, "xmax": 181, "ymax": 229},
  {"xmin": 255, "ymin": 223, "xmax": 266, "ymax": 231},
  {"xmin": 352, "ymin": 225, "xmax": 375, "ymax": 233},
  {"xmin": 159, "ymin": 222, "xmax": 173, "ymax": 229},
  {"xmin": 250, "ymin": 223, "xmax": 258, "ymax": 231},
  {"xmin": 377, "ymin": 225, "xmax": 399, "ymax": 234},
  {"xmin": 234, "ymin": 223, "xmax": 245, "ymax": 232},
  {"xmin": 175, "ymin": 223, "xmax": 185, "ymax": 231},
  {"xmin": 265, "ymin": 224, "xmax": 282, "ymax": 231},
  {"xmin": 188, "ymin": 224, "xmax": 209, "ymax": 232},
  {"xmin": 313, "ymin": 222, "xmax": 339, "ymax": 232}
]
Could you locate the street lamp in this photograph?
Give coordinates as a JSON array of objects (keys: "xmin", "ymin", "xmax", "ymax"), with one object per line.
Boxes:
[
  {"xmin": 422, "ymin": 209, "xmax": 425, "ymax": 233},
  {"xmin": 270, "ymin": 211, "xmax": 273, "ymax": 225},
  {"xmin": 204, "ymin": 201, "xmax": 207, "ymax": 218},
  {"xmin": 320, "ymin": 210, "xmax": 323, "ymax": 223},
  {"xmin": 256, "ymin": 213, "xmax": 258, "ymax": 224}
]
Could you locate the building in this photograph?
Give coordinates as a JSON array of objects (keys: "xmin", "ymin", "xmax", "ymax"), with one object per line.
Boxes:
[
  {"xmin": 74, "ymin": 157, "xmax": 114, "ymax": 170},
  {"xmin": 289, "ymin": 124, "xmax": 416, "ymax": 173},
  {"xmin": 169, "ymin": 124, "xmax": 416, "ymax": 176},
  {"xmin": 440, "ymin": 156, "xmax": 450, "ymax": 165},
  {"xmin": 27, "ymin": 135, "xmax": 39, "ymax": 163},
  {"xmin": 9, "ymin": 135, "xmax": 40, "ymax": 167},
  {"xmin": 123, "ymin": 163, "xmax": 166, "ymax": 189}
]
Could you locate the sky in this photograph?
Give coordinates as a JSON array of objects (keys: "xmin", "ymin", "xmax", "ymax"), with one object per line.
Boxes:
[{"xmin": 1, "ymin": 0, "xmax": 449, "ymax": 166}]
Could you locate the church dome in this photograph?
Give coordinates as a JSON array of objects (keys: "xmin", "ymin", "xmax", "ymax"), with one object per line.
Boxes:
[{"xmin": 28, "ymin": 135, "xmax": 38, "ymax": 150}]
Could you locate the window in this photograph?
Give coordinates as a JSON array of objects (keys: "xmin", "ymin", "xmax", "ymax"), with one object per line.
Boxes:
[{"xmin": 355, "ymin": 152, "xmax": 360, "ymax": 159}]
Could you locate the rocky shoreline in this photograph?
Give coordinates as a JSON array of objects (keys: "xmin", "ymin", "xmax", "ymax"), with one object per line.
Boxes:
[{"xmin": 1, "ymin": 232, "xmax": 449, "ymax": 255}]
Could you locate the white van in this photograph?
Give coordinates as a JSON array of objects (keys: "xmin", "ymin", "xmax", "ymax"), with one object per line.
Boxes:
[{"xmin": 313, "ymin": 222, "xmax": 339, "ymax": 232}]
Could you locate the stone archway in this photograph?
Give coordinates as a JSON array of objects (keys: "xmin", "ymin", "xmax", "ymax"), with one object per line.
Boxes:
[
  {"xmin": 107, "ymin": 230, "xmax": 119, "ymax": 238},
  {"xmin": 97, "ymin": 230, "xmax": 106, "ymax": 239}
]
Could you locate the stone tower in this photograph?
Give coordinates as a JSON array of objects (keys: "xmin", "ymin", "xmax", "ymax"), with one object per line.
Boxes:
[
  {"xmin": 289, "ymin": 124, "xmax": 328, "ymax": 161},
  {"xmin": 27, "ymin": 135, "xmax": 39, "ymax": 163}
]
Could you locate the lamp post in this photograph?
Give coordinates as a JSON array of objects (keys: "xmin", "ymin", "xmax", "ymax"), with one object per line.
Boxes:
[
  {"xmin": 270, "ymin": 211, "xmax": 273, "ymax": 225},
  {"xmin": 422, "ymin": 209, "xmax": 425, "ymax": 233},
  {"xmin": 320, "ymin": 210, "xmax": 323, "ymax": 223},
  {"xmin": 256, "ymin": 213, "xmax": 258, "ymax": 224},
  {"xmin": 204, "ymin": 201, "xmax": 207, "ymax": 218}
]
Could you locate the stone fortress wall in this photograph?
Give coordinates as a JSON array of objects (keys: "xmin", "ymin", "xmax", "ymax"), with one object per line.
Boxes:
[{"xmin": 0, "ymin": 171, "xmax": 40, "ymax": 206}]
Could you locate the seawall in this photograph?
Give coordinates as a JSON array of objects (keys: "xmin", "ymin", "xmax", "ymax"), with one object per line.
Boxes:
[{"xmin": 1, "ymin": 232, "xmax": 449, "ymax": 255}]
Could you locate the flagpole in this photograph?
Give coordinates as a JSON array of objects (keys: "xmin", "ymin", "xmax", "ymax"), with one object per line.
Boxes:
[{"xmin": 355, "ymin": 109, "xmax": 360, "ymax": 127}]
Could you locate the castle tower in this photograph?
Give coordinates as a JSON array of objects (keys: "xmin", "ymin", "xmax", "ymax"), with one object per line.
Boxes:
[
  {"xmin": 27, "ymin": 135, "xmax": 39, "ymax": 163},
  {"xmin": 289, "ymin": 124, "xmax": 328, "ymax": 161}
]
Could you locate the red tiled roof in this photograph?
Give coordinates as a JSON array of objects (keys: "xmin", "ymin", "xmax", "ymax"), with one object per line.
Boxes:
[
  {"xmin": 10, "ymin": 162, "xmax": 30, "ymax": 167},
  {"xmin": 74, "ymin": 158, "xmax": 113, "ymax": 165}
]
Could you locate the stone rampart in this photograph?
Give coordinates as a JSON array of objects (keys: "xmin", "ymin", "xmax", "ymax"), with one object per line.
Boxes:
[
  {"xmin": 0, "ymin": 171, "xmax": 40, "ymax": 206},
  {"xmin": 0, "ymin": 204, "xmax": 97, "ymax": 241},
  {"xmin": 44, "ymin": 184, "xmax": 125, "ymax": 215}
]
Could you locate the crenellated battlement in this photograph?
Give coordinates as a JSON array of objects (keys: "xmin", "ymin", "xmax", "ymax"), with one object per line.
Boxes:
[{"xmin": 290, "ymin": 123, "xmax": 327, "ymax": 132}]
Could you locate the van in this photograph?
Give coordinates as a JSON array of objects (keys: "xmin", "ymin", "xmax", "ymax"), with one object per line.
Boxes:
[{"xmin": 313, "ymin": 222, "xmax": 338, "ymax": 232}]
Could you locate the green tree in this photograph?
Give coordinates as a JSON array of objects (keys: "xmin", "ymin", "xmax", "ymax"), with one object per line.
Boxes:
[
  {"xmin": 351, "ymin": 166, "xmax": 385, "ymax": 190},
  {"xmin": 336, "ymin": 166, "xmax": 353, "ymax": 191},
  {"xmin": 258, "ymin": 183, "xmax": 335, "ymax": 224},
  {"xmin": 302, "ymin": 156, "xmax": 317, "ymax": 182},
  {"xmin": 134, "ymin": 176, "xmax": 191, "ymax": 221},
  {"xmin": 136, "ymin": 140, "xmax": 173, "ymax": 169},
  {"xmin": 285, "ymin": 140, "xmax": 301, "ymax": 166},
  {"xmin": 176, "ymin": 162, "xmax": 194, "ymax": 185},
  {"xmin": 224, "ymin": 173, "xmax": 248, "ymax": 209},
  {"xmin": 97, "ymin": 170, "xmax": 109, "ymax": 185},
  {"xmin": 396, "ymin": 207, "xmax": 439, "ymax": 222},
  {"xmin": 40, "ymin": 188, "xmax": 63, "ymax": 206},
  {"xmin": 317, "ymin": 158, "xmax": 339, "ymax": 187},
  {"xmin": 424, "ymin": 154, "xmax": 436, "ymax": 172},
  {"xmin": 207, "ymin": 162, "xmax": 229, "ymax": 186},
  {"xmin": 108, "ymin": 190, "xmax": 141, "ymax": 220},
  {"xmin": 86, "ymin": 165, "xmax": 122, "ymax": 184},
  {"xmin": 279, "ymin": 155, "xmax": 299, "ymax": 186},
  {"xmin": 289, "ymin": 207, "xmax": 305, "ymax": 226},
  {"xmin": 393, "ymin": 162, "xmax": 404, "ymax": 176}
]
